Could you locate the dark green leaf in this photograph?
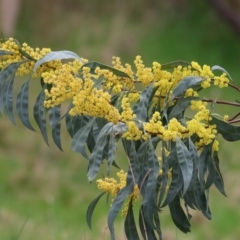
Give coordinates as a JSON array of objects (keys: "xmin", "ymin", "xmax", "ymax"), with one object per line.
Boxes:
[
  {"xmin": 108, "ymin": 183, "xmax": 134, "ymax": 240},
  {"xmin": 169, "ymin": 96, "xmax": 199, "ymax": 119},
  {"xmin": 211, "ymin": 116, "xmax": 240, "ymax": 141},
  {"xmin": 0, "ymin": 61, "xmax": 27, "ymax": 116},
  {"xmin": 71, "ymin": 117, "xmax": 95, "ymax": 154},
  {"xmin": 176, "ymin": 137, "xmax": 193, "ymax": 195},
  {"xmin": 88, "ymin": 135, "xmax": 108, "ymax": 181},
  {"xmin": 161, "ymin": 162, "xmax": 183, "ymax": 207},
  {"xmin": 49, "ymin": 105, "xmax": 62, "ymax": 151},
  {"xmin": 205, "ymin": 157, "xmax": 216, "ymax": 189},
  {"xmin": 33, "ymin": 87, "xmax": 48, "ymax": 145},
  {"xmin": 213, "ymin": 152, "xmax": 227, "ymax": 196},
  {"xmin": 199, "ymin": 145, "xmax": 210, "ymax": 190},
  {"xmin": 81, "ymin": 61, "xmax": 130, "ymax": 78},
  {"xmin": 16, "ymin": 76, "xmax": 35, "ymax": 131},
  {"xmin": 107, "ymin": 134, "xmax": 117, "ymax": 175},
  {"xmin": 139, "ymin": 206, "xmax": 157, "ymax": 240},
  {"xmin": 193, "ymin": 179, "xmax": 211, "ymax": 219},
  {"xmin": 2, "ymin": 73, "xmax": 16, "ymax": 124},
  {"xmin": 161, "ymin": 61, "xmax": 190, "ymax": 70},
  {"xmin": 188, "ymin": 138, "xmax": 199, "ymax": 190},
  {"xmin": 124, "ymin": 197, "xmax": 140, "ymax": 240},
  {"xmin": 33, "ymin": 51, "xmax": 83, "ymax": 72},
  {"xmin": 157, "ymin": 144, "xmax": 170, "ymax": 206},
  {"xmin": 86, "ymin": 192, "xmax": 106, "ymax": 230},
  {"xmin": 171, "ymin": 76, "xmax": 204, "ymax": 100},
  {"xmin": 142, "ymin": 142, "xmax": 159, "ymax": 206},
  {"xmin": 168, "ymin": 196, "xmax": 191, "ymax": 233},
  {"xmin": 134, "ymin": 83, "xmax": 155, "ymax": 121}
]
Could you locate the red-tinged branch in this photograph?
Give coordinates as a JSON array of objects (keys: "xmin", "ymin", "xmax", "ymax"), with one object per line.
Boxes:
[{"xmin": 228, "ymin": 82, "xmax": 240, "ymax": 92}]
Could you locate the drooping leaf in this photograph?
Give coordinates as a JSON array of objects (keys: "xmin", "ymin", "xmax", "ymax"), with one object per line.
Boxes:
[
  {"xmin": 205, "ymin": 157, "xmax": 216, "ymax": 189},
  {"xmin": 188, "ymin": 138, "xmax": 199, "ymax": 190},
  {"xmin": 198, "ymin": 145, "xmax": 210, "ymax": 190},
  {"xmin": 107, "ymin": 134, "xmax": 117, "ymax": 175},
  {"xmin": 86, "ymin": 192, "xmax": 106, "ymax": 230},
  {"xmin": 168, "ymin": 196, "xmax": 191, "ymax": 233},
  {"xmin": 122, "ymin": 140, "xmax": 141, "ymax": 186},
  {"xmin": 161, "ymin": 60, "xmax": 190, "ymax": 70},
  {"xmin": 211, "ymin": 65, "xmax": 232, "ymax": 81},
  {"xmin": 124, "ymin": 197, "xmax": 140, "ymax": 240},
  {"xmin": 71, "ymin": 117, "xmax": 95, "ymax": 155},
  {"xmin": 81, "ymin": 61, "xmax": 130, "ymax": 78},
  {"xmin": 169, "ymin": 96, "xmax": 199, "ymax": 119},
  {"xmin": 133, "ymin": 83, "xmax": 156, "ymax": 121},
  {"xmin": 139, "ymin": 206, "xmax": 158, "ymax": 240},
  {"xmin": 108, "ymin": 183, "xmax": 134, "ymax": 240},
  {"xmin": 2, "ymin": 73, "xmax": 16, "ymax": 124},
  {"xmin": 161, "ymin": 162, "xmax": 183, "ymax": 207},
  {"xmin": 142, "ymin": 141, "xmax": 159, "ymax": 206},
  {"xmin": 171, "ymin": 76, "xmax": 204, "ymax": 100},
  {"xmin": 49, "ymin": 105, "xmax": 62, "ymax": 151},
  {"xmin": 176, "ymin": 137, "xmax": 193, "ymax": 195},
  {"xmin": 33, "ymin": 86, "xmax": 48, "ymax": 145},
  {"xmin": 157, "ymin": 143, "xmax": 170, "ymax": 206},
  {"xmin": 0, "ymin": 61, "xmax": 27, "ymax": 116},
  {"xmin": 16, "ymin": 75, "xmax": 35, "ymax": 131},
  {"xmin": 193, "ymin": 179, "xmax": 211, "ymax": 219},
  {"xmin": 213, "ymin": 152, "xmax": 227, "ymax": 196},
  {"xmin": 211, "ymin": 116, "xmax": 240, "ymax": 141},
  {"xmin": 88, "ymin": 135, "xmax": 108, "ymax": 181},
  {"xmin": 33, "ymin": 51, "xmax": 83, "ymax": 72}
]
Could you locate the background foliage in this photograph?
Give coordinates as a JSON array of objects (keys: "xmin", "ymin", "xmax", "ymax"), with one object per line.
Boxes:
[{"xmin": 0, "ymin": 1, "xmax": 240, "ymax": 239}]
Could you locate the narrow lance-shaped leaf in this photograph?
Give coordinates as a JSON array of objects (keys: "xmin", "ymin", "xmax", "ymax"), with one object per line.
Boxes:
[
  {"xmin": 2, "ymin": 73, "xmax": 16, "ymax": 124},
  {"xmin": 188, "ymin": 138, "xmax": 199, "ymax": 190},
  {"xmin": 0, "ymin": 61, "xmax": 27, "ymax": 115},
  {"xmin": 124, "ymin": 197, "xmax": 140, "ymax": 240},
  {"xmin": 171, "ymin": 76, "xmax": 204, "ymax": 100},
  {"xmin": 71, "ymin": 117, "xmax": 95, "ymax": 154},
  {"xmin": 211, "ymin": 65, "xmax": 232, "ymax": 81},
  {"xmin": 86, "ymin": 192, "xmax": 106, "ymax": 230},
  {"xmin": 134, "ymin": 83, "xmax": 155, "ymax": 121},
  {"xmin": 49, "ymin": 105, "xmax": 62, "ymax": 151},
  {"xmin": 33, "ymin": 86, "xmax": 49, "ymax": 145},
  {"xmin": 16, "ymin": 75, "xmax": 36, "ymax": 131},
  {"xmin": 176, "ymin": 137, "xmax": 193, "ymax": 195},
  {"xmin": 169, "ymin": 196, "xmax": 191, "ymax": 233},
  {"xmin": 213, "ymin": 152, "xmax": 227, "ymax": 196},
  {"xmin": 81, "ymin": 61, "xmax": 130, "ymax": 78},
  {"xmin": 142, "ymin": 141, "xmax": 159, "ymax": 206},
  {"xmin": 139, "ymin": 206, "xmax": 158, "ymax": 240},
  {"xmin": 169, "ymin": 96, "xmax": 199, "ymax": 120},
  {"xmin": 108, "ymin": 183, "xmax": 134, "ymax": 240},
  {"xmin": 211, "ymin": 116, "xmax": 240, "ymax": 141},
  {"xmin": 199, "ymin": 145, "xmax": 210, "ymax": 190},
  {"xmin": 87, "ymin": 135, "xmax": 108, "ymax": 181},
  {"xmin": 161, "ymin": 162, "xmax": 183, "ymax": 207},
  {"xmin": 193, "ymin": 179, "xmax": 211, "ymax": 219},
  {"xmin": 33, "ymin": 51, "xmax": 84, "ymax": 72},
  {"xmin": 107, "ymin": 134, "xmax": 117, "ymax": 175},
  {"xmin": 161, "ymin": 60, "xmax": 190, "ymax": 70}
]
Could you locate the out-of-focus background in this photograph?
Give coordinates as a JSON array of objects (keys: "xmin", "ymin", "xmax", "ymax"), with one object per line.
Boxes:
[{"xmin": 0, "ymin": 0, "xmax": 240, "ymax": 239}]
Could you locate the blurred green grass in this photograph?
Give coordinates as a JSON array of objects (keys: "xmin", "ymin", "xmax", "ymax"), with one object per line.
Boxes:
[{"xmin": 1, "ymin": 1, "xmax": 240, "ymax": 239}]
